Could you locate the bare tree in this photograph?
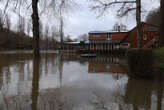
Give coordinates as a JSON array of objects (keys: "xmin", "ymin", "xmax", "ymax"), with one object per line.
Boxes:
[
  {"xmin": 32, "ymin": 0, "xmax": 40, "ymax": 58},
  {"xmin": 51, "ymin": 25, "xmax": 59, "ymax": 41},
  {"xmin": 59, "ymin": 14, "xmax": 64, "ymax": 49},
  {"xmin": 136, "ymin": 0, "xmax": 142, "ymax": 48},
  {"xmin": 49, "ymin": 0, "xmax": 76, "ymax": 49},
  {"xmin": 78, "ymin": 34, "xmax": 88, "ymax": 41},
  {"xmin": 0, "ymin": 10, "xmax": 4, "ymax": 29},
  {"xmin": 17, "ymin": 16, "xmax": 25, "ymax": 34},
  {"xmin": 27, "ymin": 21, "xmax": 32, "ymax": 37},
  {"xmin": 64, "ymin": 35, "xmax": 73, "ymax": 42},
  {"xmin": 1, "ymin": 0, "xmax": 75, "ymax": 57},
  {"xmin": 39, "ymin": 21, "xmax": 43, "ymax": 40},
  {"xmin": 159, "ymin": 0, "xmax": 164, "ymax": 46},
  {"xmin": 112, "ymin": 23, "xmax": 127, "ymax": 31},
  {"xmin": 90, "ymin": 0, "xmax": 143, "ymax": 48},
  {"xmin": 32, "ymin": 0, "xmax": 74, "ymax": 56},
  {"xmin": 44, "ymin": 25, "xmax": 49, "ymax": 50},
  {"xmin": 146, "ymin": 8, "xmax": 160, "ymax": 26},
  {"xmin": 5, "ymin": 14, "xmax": 11, "ymax": 30}
]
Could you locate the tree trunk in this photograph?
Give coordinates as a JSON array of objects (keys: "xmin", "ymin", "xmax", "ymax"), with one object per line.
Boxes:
[
  {"xmin": 136, "ymin": 0, "xmax": 142, "ymax": 48},
  {"xmin": 32, "ymin": 0, "xmax": 40, "ymax": 58},
  {"xmin": 159, "ymin": 0, "xmax": 164, "ymax": 46},
  {"xmin": 60, "ymin": 16, "xmax": 64, "ymax": 50}
]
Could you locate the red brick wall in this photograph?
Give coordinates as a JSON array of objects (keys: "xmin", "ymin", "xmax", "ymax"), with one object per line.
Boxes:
[
  {"xmin": 124, "ymin": 23, "xmax": 159, "ymax": 48},
  {"xmin": 89, "ymin": 32, "xmax": 128, "ymax": 40},
  {"xmin": 111, "ymin": 33, "xmax": 127, "ymax": 40},
  {"xmin": 89, "ymin": 33, "xmax": 107, "ymax": 40}
]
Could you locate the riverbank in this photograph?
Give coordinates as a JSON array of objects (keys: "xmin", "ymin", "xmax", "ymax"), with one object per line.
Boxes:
[
  {"xmin": 126, "ymin": 48, "xmax": 164, "ymax": 80},
  {"xmin": 153, "ymin": 47, "xmax": 164, "ymax": 69},
  {"xmin": 153, "ymin": 47, "xmax": 164, "ymax": 80}
]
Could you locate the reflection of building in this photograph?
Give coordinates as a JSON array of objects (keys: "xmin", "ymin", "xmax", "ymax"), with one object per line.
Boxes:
[
  {"xmin": 109, "ymin": 64, "xmax": 128, "ymax": 74},
  {"xmin": 88, "ymin": 63, "xmax": 128, "ymax": 74},
  {"xmin": 89, "ymin": 63, "xmax": 110, "ymax": 73},
  {"xmin": 88, "ymin": 57, "xmax": 128, "ymax": 74}
]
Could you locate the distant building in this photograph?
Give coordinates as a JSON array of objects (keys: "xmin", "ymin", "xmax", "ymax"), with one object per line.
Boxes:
[
  {"xmin": 88, "ymin": 30, "xmax": 128, "ymax": 51},
  {"xmin": 88, "ymin": 22, "xmax": 159, "ymax": 51},
  {"xmin": 63, "ymin": 42, "xmax": 81, "ymax": 51},
  {"xmin": 121, "ymin": 22, "xmax": 159, "ymax": 48}
]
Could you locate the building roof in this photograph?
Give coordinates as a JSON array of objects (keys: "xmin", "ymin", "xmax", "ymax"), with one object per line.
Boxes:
[
  {"xmin": 89, "ymin": 22, "xmax": 159, "ymax": 34},
  {"xmin": 64, "ymin": 42, "xmax": 80, "ymax": 44},
  {"xmin": 89, "ymin": 30, "xmax": 128, "ymax": 34}
]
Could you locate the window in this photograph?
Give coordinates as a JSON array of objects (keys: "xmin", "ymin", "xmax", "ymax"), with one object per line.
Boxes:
[
  {"xmin": 107, "ymin": 34, "xmax": 111, "ymax": 40},
  {"xmin": 144, "ymin": 27, "xmax": 159, "ymax": 32},
  {"xmin": 120, "ymin": 43, "xmax": 130, "ymax": 49},
  {"xmin": 143, "ymin": 35, "xmax": 147, "ymax": 40},
  {"xmin": 95, "ymin": 35, "xmax": 102, "ymax": 37}
]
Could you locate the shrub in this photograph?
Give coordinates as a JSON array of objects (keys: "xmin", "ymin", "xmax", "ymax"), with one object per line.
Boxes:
[
  {"xmin": 127, "ymin": 49, "xmax": 154, "ymax": 79},
  {"xmin": 153, "ymin": 47, "xmax": 164, "ymax": 61},
  {"xmin": 153, "ymin": 47, "xmax": 164, "ymax": 68}
]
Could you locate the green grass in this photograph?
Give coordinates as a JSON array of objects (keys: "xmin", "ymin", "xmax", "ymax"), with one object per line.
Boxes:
[{"xmin": 153, "ymin": 47, "xmax": 164, "ymax": 69}]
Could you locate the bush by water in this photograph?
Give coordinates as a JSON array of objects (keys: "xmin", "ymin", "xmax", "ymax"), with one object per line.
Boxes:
[{"xmin": 127, "ymin": 49, "xmax": 154, "ymax": 79}]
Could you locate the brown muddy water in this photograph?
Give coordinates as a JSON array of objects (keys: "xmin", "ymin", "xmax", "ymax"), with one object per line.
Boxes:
[{"xmin": 0, "ymin": 51, "xmax": 163, "ymax": 110}]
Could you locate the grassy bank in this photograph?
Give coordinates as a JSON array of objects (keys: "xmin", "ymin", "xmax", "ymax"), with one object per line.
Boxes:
[{"xmin": 153, "ymin": 47, "xmax": 164, "ymax": 69}]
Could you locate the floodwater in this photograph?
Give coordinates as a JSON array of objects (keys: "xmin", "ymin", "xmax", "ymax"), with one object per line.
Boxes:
[{"xmin": 0, "ymin": 51, "xmax": 163, "ymax": 110}]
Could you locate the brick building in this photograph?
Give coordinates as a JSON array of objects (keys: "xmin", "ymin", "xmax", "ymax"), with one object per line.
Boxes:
[{"xmin": 87, "ymin": 22, "xmax": 159, "ymax": 51}]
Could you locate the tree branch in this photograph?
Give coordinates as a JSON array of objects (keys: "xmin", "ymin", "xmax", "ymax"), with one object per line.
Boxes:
[{"xmin": 91, "ymin": 0, "xmax": 136, "ymax": 17}]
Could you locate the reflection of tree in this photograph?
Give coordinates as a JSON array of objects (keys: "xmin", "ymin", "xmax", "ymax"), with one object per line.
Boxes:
[
  {"xmin": 124, "ymin": 78, "xmax": 153, "ymax": 110},
  {"xmin": 58, "ymin": 55, "xmax": 63, "ymax": 87},
  {"xmin": 27, "ymin": 60, "xmax": 32, "ymax": 80},
  {"xmin": 0, "ymin": 66, "xmax": 3, "ymax": 90},
  {"xmin": 50, "ymin": 54, "xmax": 58, "ymax": 74},
  {"xmin": 43, "ymin": 54, "xmax": 58, "ymax": 76},
  {"xmin": 6, "ymin": 66, "xmax": 11, "ymax": 84},
  {"xmin": 155, "ymin": 80, "xmax": 164, "ymax": 110},
  {"xmin": 31, "ymin": 57, "xmax": 40, "ymax": 110},
  {"xmin": 45, "ymin": 53, "xmax": 48, "ymax": 75}
]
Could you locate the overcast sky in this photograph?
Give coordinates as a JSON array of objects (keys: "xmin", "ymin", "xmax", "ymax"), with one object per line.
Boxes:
[
  {"xmin": 0, "ymin": 0, "xmax": 161, "ymax": 39},
  {"xmin": 63, "ymin": 0, "xmax": 160, "ymax": 38}
]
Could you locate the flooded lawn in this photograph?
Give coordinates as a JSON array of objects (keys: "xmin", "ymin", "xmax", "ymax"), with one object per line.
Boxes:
[{"xmin": 0, "ymin": 51, "xmax": 163, "ymax": 110}]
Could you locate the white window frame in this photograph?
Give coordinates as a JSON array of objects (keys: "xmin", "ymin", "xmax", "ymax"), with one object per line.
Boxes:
[
  {"xmin": 95, "ymin": 35, "xmax": 102, "ymax": 37},
  {"xmin": 107, "ymin": 34, "xmax": 111, "ymax": 40},
  {"xmin": 143, "ymin": 35, "xmax": 147, "ymax": 40},
  {"xmin": 120, "ymin": 43, "xmax": 130, "ymax": 49}
]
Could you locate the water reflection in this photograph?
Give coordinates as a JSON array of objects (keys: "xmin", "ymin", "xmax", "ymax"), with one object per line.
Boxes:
[
  {"xmin": 156, "ymin": 80, "xmax": 164, "ymax": 110},
  {"xmin": 0, "ymin": 52, "xmax": 163, "ymax": 110},
  {"xmin": 124, "ymin": 78, "xmax": 153, "ymax": 110},
  {"xmin": 89, "ymin": 57, "xmax": 127, "ymax": 71},
  {"xmin": 124, "ymin": 78, "xmax": 164, "ymax": 110},
  {"xmin": 59, "ymin": 55, "xmax": 63, "ymax": 87},
  {"xmin": 88, "ymin": 56, "xmax": 128, "ymax": 80},
  {"xmin": 31, "ymin": 58, "xmax": 40, "ymax": 110}
]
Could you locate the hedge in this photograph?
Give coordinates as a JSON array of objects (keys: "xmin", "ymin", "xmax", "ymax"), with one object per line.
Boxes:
[{"xmin": 127, "ymin": 48, "xmax": 154, "ymax": 79}]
